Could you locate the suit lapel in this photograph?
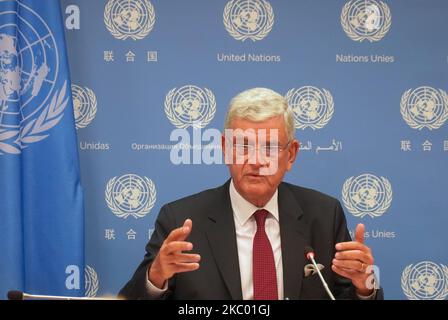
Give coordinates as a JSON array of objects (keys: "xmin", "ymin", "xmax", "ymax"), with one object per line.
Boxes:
[
  {"xmin": 278, "ymin": 183, "xmax": 310, "ymax": 300},
  {"xmin": 205, "ymin": 180, "xmax": 243, "ymax": 300}
]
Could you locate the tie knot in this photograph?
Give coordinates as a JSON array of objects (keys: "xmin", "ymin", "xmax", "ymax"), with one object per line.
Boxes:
[{"xmin": 254, "ymin": 209, "xmax": 269, "ymax": 227}]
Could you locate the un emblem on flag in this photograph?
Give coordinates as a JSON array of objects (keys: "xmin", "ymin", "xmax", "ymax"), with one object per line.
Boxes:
[
  {"xmin": 342, "ymin": 174, "xmax": 392, "ymax": 218},
  {"xmin": 165, "ymin": 85, "xmax": 216, "ymax": 129},
  {"xmin": 72, "ymin": 85, "xmax": 97, "ymax": 129},
  {"xmin": 105, "ymin": 174, "xmax": 156, "ymax": 219},
  {"xmin": 401, "ymin": 87, "xmax": 448, "ymax": 130},
  {"xmin": 402, "ymin": 261, "xmax": 448, "ymax": 300},
  {"xmin": 341, "ymin": 0, "xmax": 391, "ymax": 42},
  {"xmin": 85, "ymin": 265, "xmax": 99, "ymax": 297},
  {"xmin": 0, "ymin": 1, "xmax": 69, "ymax": 155},
  {"xmin": 104, "ymin": 0, "xmax": 156, "ymax": 40},
  {"xmin": 285, "ymin": 86, "xmax": 334, "ymax": 130},
  {"xmin": 223, "ymin": 0, "xmax": 274, "ymax": 42}
]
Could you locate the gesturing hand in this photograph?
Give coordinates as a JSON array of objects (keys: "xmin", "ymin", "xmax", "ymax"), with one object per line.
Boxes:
[
  {"xmin": 148, "ymin": 219, "xmax": 201, "ymax": 289},
  {"xmin": 332, "ymin": 223, "xmax": 375, "ymax": 296}
]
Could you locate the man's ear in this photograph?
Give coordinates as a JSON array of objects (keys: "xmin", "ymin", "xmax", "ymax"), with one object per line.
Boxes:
[
  {"xmin": 221, "ymin": 134, "xmax": 226, "ymax": 154},
  {"xmin": 221, "ymin": 134, "xmax": 229, "ymax": 164},
  {"xmin": 286, "ymin": 140, "xmax": 300, "ymax": 171}
]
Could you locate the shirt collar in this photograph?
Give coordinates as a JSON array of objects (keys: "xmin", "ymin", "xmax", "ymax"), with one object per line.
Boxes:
[{"xmin": 229, "ymin": 179, "xmax": 279, "ymax": 226}]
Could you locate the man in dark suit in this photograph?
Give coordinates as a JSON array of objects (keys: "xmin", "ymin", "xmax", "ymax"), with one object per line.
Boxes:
[{"xmin": 119, "ymin": 88, "xmax": 382, "ymax": 300}]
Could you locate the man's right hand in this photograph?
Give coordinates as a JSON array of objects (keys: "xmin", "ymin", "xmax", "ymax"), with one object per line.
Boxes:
[{"xmin": 148, "ymin": 219, "xmax": 201, "ymax": 289}]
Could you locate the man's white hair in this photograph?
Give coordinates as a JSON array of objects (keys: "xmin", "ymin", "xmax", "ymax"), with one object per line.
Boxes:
[{"xmin": 224, "ymin": 87, "xmax": 295, "ymax": 141}]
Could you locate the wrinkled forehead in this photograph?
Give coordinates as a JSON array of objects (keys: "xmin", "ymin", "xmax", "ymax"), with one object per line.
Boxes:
[{"xmin": 225, "ymin": 116, "xmax": 288, "ymax": 142}]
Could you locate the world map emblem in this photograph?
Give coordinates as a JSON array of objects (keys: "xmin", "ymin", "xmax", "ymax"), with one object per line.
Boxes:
[
  {"xmin": 105, "ymin": 174, "xmax": 156, "ymax": 219},
  {"xmin": 0, "ymin": 1, "xmax": 69, "ymax": 155},
  {"xmin": 72, "ymin": 84, "xmax": 97, "ymax": 129},
  {"xmin": 223, "ymin": 0, "xmax": 274, "ymax": 42},
  {"xmin": 164, "ymin": 85, "xmax": 216, "ymax": 129},
  {"xmin": 341, "ymin": 0, "xmax": 391, "ymax": 42},
  {"xmin": 402, "ymin": 261, "xmax": 448, "ymax": 300},
  {"xmin": 401, "ymin": 86, "xmax": 448, "ymax": 130},
  {"xmin": 104, "ymin": 0, "xmax": 156, "ymax": 41},
  {"xmin": 285, "ymin": 86, "xmax": 334, "ymax": 130},
  {"xmin": 342, "ymin": 173, "xmax": 392, "ymax": 218}
]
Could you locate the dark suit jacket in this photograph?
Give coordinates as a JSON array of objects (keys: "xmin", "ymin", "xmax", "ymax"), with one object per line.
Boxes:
[{"xmin": 119, "ymin": 180, "xmax": 383, "ymax": 300}]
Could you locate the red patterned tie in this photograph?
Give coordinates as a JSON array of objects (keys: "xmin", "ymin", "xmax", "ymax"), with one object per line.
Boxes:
[{"xmin": 253, "ymin": 209, "xmax": 278, "ymax": 300}]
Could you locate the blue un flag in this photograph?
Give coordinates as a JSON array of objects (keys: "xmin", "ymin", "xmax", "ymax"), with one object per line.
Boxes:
[{"xmin": 0, "ymin": 0, "xmax": 84, "ymax": 298}]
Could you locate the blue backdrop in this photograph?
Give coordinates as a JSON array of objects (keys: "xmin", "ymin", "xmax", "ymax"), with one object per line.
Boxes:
[{"xmin": 61, "ymin": 0, "xmax": 448, "ymax": 300}]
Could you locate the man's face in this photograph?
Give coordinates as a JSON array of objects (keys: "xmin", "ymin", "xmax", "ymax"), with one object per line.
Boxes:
[{"xmin": 222, "ymin": 115, "xmax": 299, "ymax": 206}]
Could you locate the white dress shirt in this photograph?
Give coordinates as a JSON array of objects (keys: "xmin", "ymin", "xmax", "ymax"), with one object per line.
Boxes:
[{"xmin": 229, "ymin": 179, "xmax": 284, "ymax": 300}]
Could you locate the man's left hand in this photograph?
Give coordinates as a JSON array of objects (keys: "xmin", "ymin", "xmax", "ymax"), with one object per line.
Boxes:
[{"xmin": 332, "ymin": 223, "xmax": 375, "ymax": 296}]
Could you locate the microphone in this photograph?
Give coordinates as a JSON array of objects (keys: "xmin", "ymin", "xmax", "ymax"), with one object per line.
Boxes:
[
  {"xmin": 7, "ymin": 290, "xmax": 116, "ymax": 300},
  {"xmin": 304, "ymin": 246, "xmax": 336, "ymax": 300}
]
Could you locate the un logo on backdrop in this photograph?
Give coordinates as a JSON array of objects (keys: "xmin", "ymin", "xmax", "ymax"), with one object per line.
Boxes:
[
  {"xmin": 223, "ymin": 0, "xmax": 274, "ymax": 42},
  {"xmin": 285, "ymin": 86, "xmax": 334, "ymax": 130},
  {"xmin": 105, "ymin": 174, "xmax": 156, "ymax": 219},
  {"xmin": 104, "ymin": 0, "xmax": 155, "ymax": 40},
  {"xmin": 0, "ymin": 1, "xmax": 69, "ymax": 155},
  {"xmin": 342, "ymin": 174, "xmax": 392, "ymax": 218},
  {"xmin": 165, "ymin": 85, "xmax": 216, "ymax": 129},
  {"xmin": 72, "ymin": 85, "xmax": 97, "ymax": 129},
  {"xmin": 402, "ymin": 261, "xmax": 448, "ymax": 300},
  {"xmin": 401, "ymin": 87, "xmax": 448, "ymax": 130},
  {"xmin": 85, "ymin": 265, "xmax": 99, "ymax": 297},
  {"xmin": 341, "ymin": 0, "xmax": 391, "ymax": 42}
]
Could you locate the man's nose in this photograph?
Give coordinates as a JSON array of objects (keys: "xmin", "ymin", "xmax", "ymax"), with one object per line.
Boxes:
[
  {"xmin": 249, "ymin": 147, "xmax": 279, "ymax": 176},
  {"xmin": 248, "ymin": 146, "xmax": 269, "ymax": 166}
]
